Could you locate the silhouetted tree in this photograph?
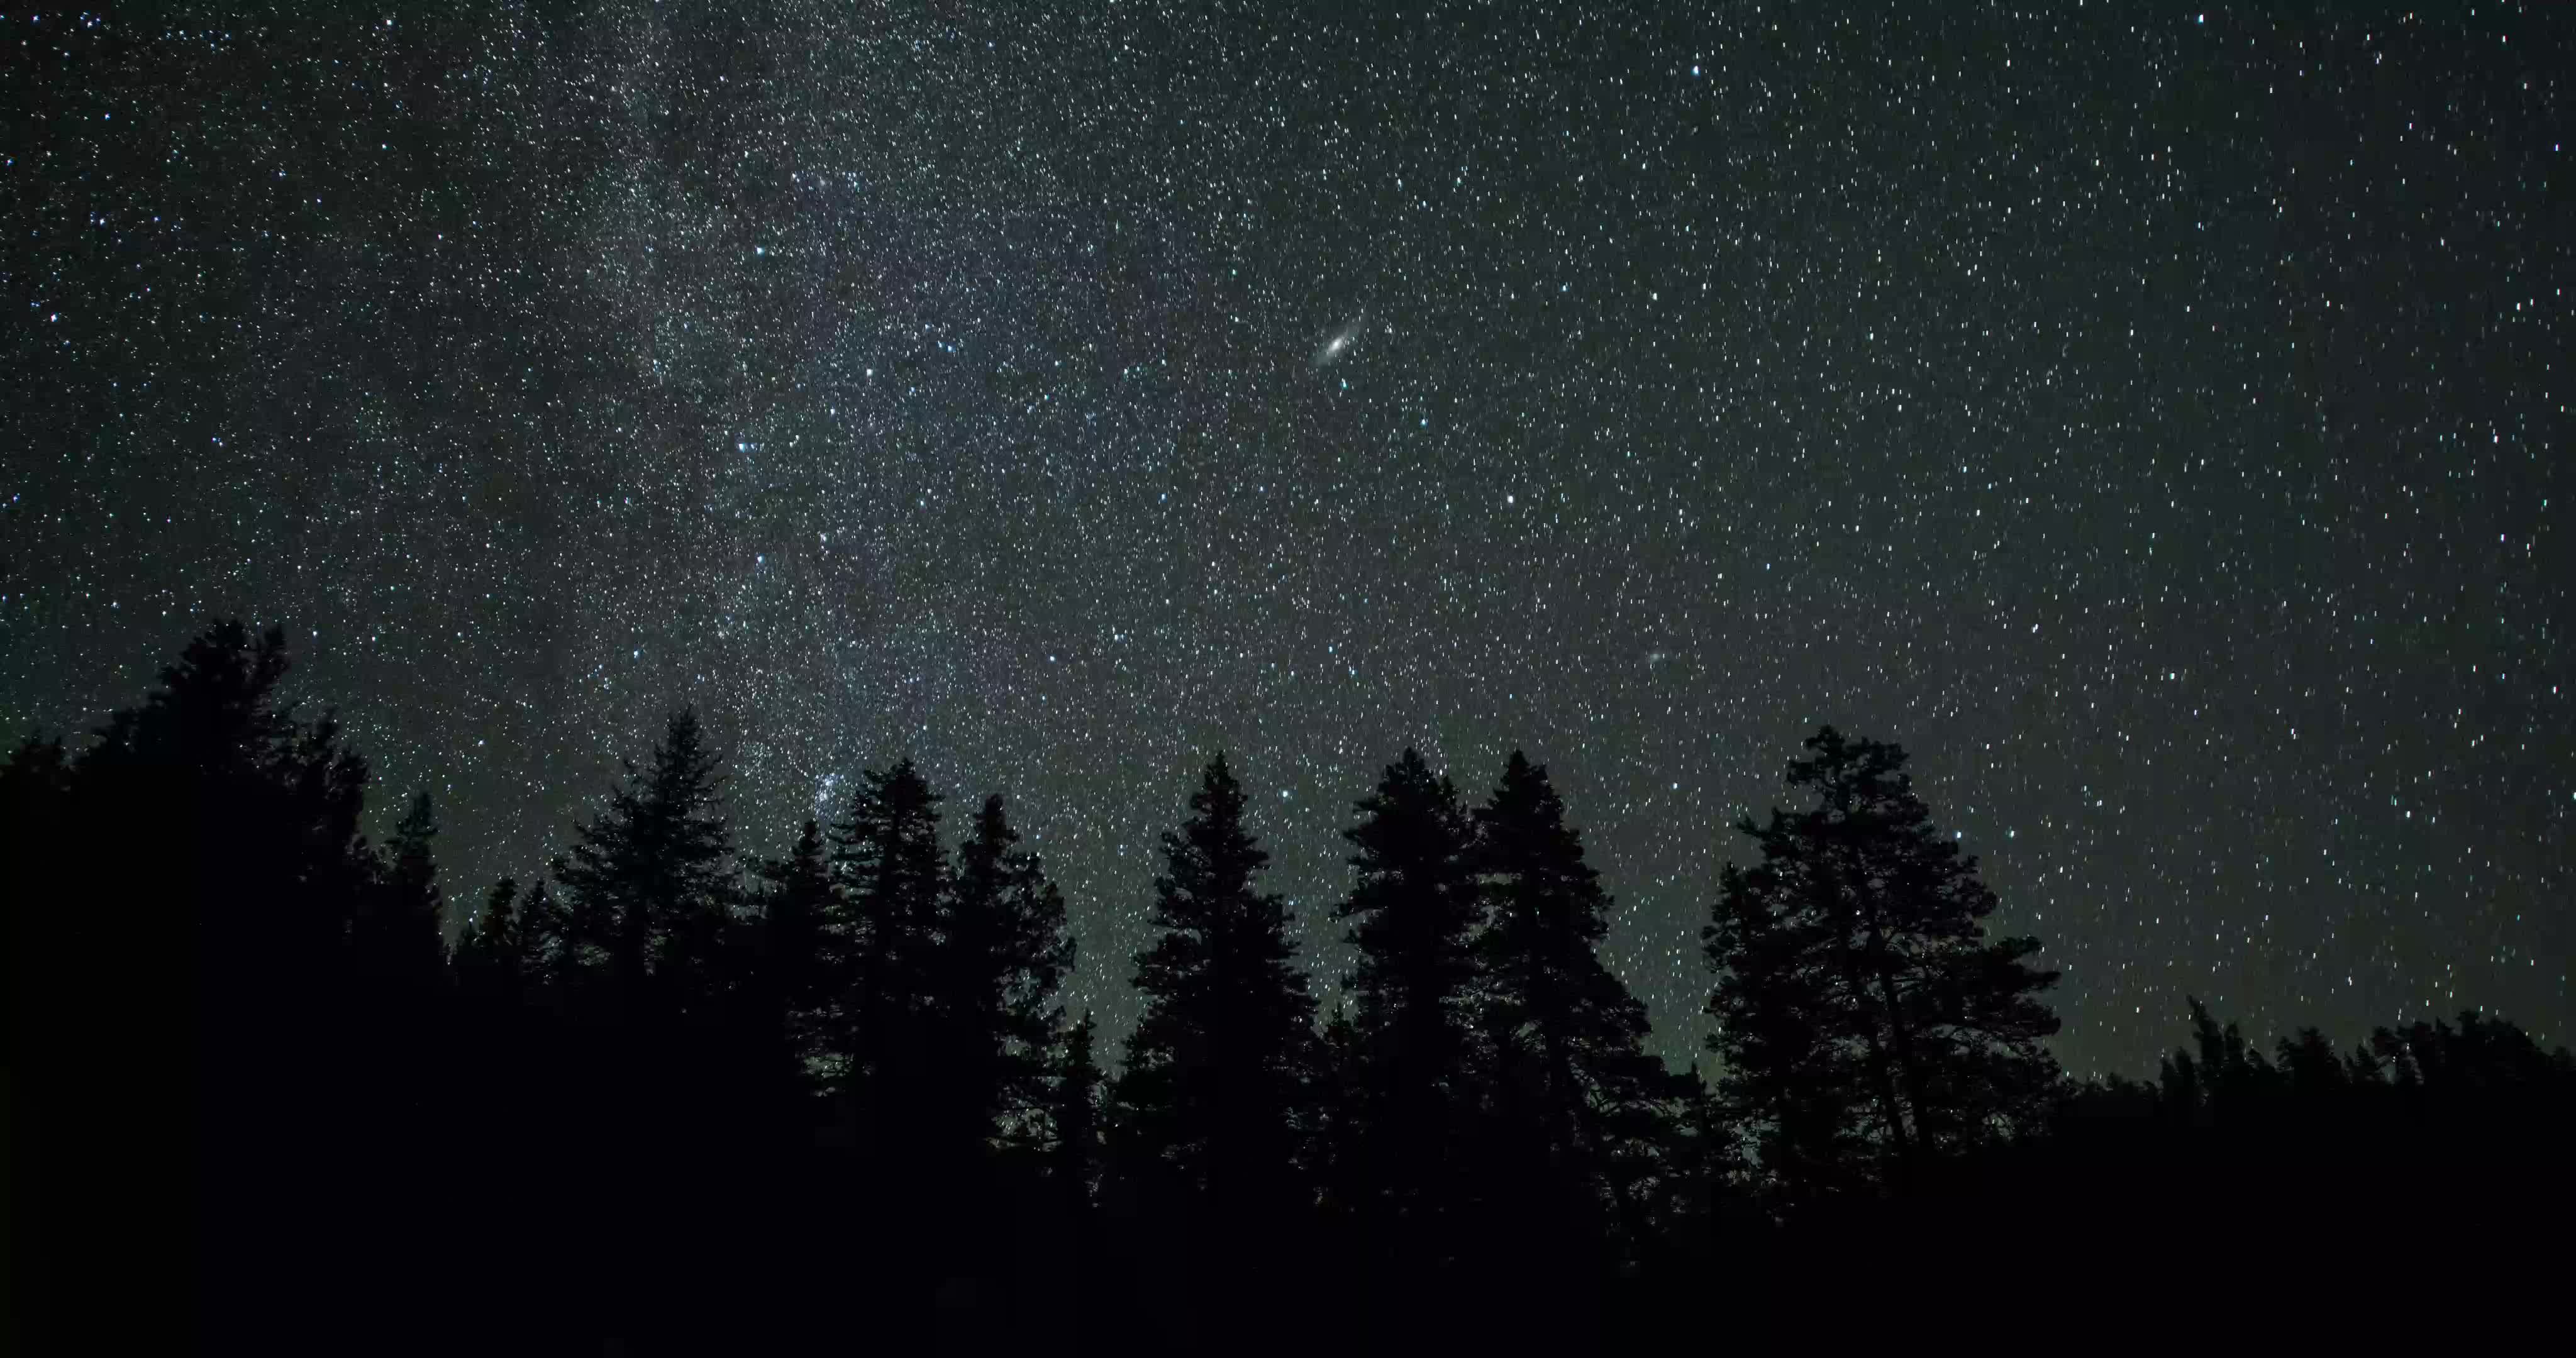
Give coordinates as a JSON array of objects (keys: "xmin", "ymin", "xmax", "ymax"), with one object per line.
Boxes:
[
  {"xmin": 2274, "ymin": 1025, "xmax": 2350, "ymax": 1095},
  {"xmin": 824, "ymin": 760, "xmax": 945, "ymax": 1135},
  {"xmin": 1704, "ymin": 727, "xmax": 2062, "ymax": 1203},
  {"xmin": 1048, "ymin": 1009, "xmax": 1106, "ymax": 1213},
  {"xmin": 513, "ymin": 878, "xmax": 575, "ymax": 989},
  {"xmin": 1474, "ymin": 751, "xmax": 1684, "ymax": 1261},
  {"xmin": 549, "ymin": 708, "xmax": 738, "ymax": 1008},
  {"xmin": 747, "ymin": 819, "xmax": 836, "ymax": 1075},
  {"xmin": 1311, "ymin": 1003, "xmax": 1371, "ymax": 1225},
  {"xmin": 355, "ymin": 788, "xmax": 447, "ymax": 992},
  {"xmin": 1333, "ymin": 748, "xmax": 1485, "ymax": 1261},
  {"xmin": 2370, "ymin": 1010, "xmax": 2576, "ymax": 1094},
  {"xmin": 1113, "ymin": 753, "xmax": 1319, "ymax": 1245},
  {"xmin": 32, "ymin": 621, "xmax": 2576, "ymax": 1347},
  {"xmin": 2012, "ymin": 1001, "xmax": 2576, "ymax": 1318},
  {"xmin": 455, "ymin": 876, "xmax": 524, "ymax": 1001},
  {"xmin": 932, "ymin": 794, "xmax": 1075, "ymax": 1162},
  {"xmin": 23, "ymin": 622, "xmax": 398, "ymax": 1341}
]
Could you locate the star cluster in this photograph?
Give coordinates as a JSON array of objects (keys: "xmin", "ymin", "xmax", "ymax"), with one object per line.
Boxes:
[{"xmin": 4, "ymin": 3, "xmax": 2568, "ymax": 1075}]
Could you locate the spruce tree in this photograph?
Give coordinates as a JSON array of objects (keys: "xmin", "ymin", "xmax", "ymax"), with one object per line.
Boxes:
[
  {"xmin": 934, "ymin": 794, "xmax": 1074, "ymax": 1157},
  {"xmin": 72, "ymin": 621, "xmax": 380, "ymax": 1013},
  {"xmin": 1474, "ymin": 751, "xmax": 1681, "ymax": 1257},
  {"xmin": 1704, "ymin": 727, "xmax": 2062, "ymax": 1201},
  {"xmin": 1113, "ymin": 753, "xmax": 1319, "ymax": 1230},
  {"xmin": 823, "ymin": 760, "xmax": 945, "ymax": 1134},
  {"xmin": 1311, "ymin": 1003, "xmax": 1371, "ymax": 1223},
  {"xmin": 513, "ymin": 880, "xmax": 574, "ymax": 989},
  {"xmin": 455, "ymin": 877, "xmax": 524, "ymax": 999},
  {"xmin": 2275, "ymin": 1027, "xmax": 2350, "ymax": 1096},
  {"xmin": 549, "ymin": 708, "xmax": 737, "ymax": 1008},
  {"xmin": 1048, "ymin": 1010, "xmax": 1106, "ymax": 1214},
  {"xmin": 1333, "ymin": 748, "xmax": 1483, "ymax": 1256},
  {"xmin": 357, "ymin": 788, "xmax": 447, "ymax": 991},
  {"xmin": 79, "ymin": 623, "xmax": 381, "ymax": 983},
  {"xmin": 50, "ymin": 622, "xmax": 388, "ymax": 1339},
  {"xmin": 747, "ymin": 819, "xmax": 836, "ymax": 1074}
]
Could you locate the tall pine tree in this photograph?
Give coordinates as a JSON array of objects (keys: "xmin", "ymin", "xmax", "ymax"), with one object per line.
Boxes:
[
  {"xmin": 1113, "ymin": 753, "xmax": 1319, "ymax": 1235},
  {"xmin": 1474, "ymin": 751, "xmax": 1682, "ymax": 1262},
  {"xmin": 549, "ymin": 708, "xmax": 737, "ymax": 1008},
  {"xmin": 1333, "ymin": 747, "xmax": 1484, "ymax": 1257},
  {"xmin": 33, "ymin": 622, "xmax": 397, "ymax": 1341},
  {"xmin": 356, "ymin": 788, "xmax": 447, "ymax": 992},
  {"xmin": 1704, "ymin": 727, "xmax": 2062, "ymax": 1202},
  {"xmin": 455, "ymin": 876, "xmax": 525, "ymax": 1001},
  {"xmin": 1048, "ymin": 1009, "xmax": 1106, "ymax": 1215},
  {"xmin": 823, "ymin": 760, "xmax": 945, "ymax": 1139},
  {"xmin": 747, "ymin": 819, "xmax": 836, "ymax": 1078},
  {"xmin": 930, "ymin": 793, "xmax": 1074, "ymax": 1163}
]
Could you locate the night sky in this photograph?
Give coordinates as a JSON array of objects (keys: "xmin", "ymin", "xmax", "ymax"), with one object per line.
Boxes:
[{"xmin": 6, "ymin": 3, "xmax": 2568, "ymax": 1078}]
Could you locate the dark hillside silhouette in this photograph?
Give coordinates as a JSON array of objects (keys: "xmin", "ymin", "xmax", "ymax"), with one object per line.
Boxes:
[{"xmin": 7, "ymin": 623, "xmax": 2572, "ymax": 1351}]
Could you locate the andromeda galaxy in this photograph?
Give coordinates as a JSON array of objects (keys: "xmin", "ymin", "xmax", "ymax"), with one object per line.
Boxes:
[{"xmin": 1312, "ymin": 314, "xmax": 1366, "ymax": 369}]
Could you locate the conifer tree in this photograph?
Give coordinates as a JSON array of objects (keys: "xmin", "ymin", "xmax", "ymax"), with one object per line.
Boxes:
[
  {"xmin": 1048, "ymin": 1010, "xmax": 1105, "ymax": 1213},
  {"xmin": 1311, "ymin": 1003, "xmax": 1370, "ymax": 1220},
  {"xmin": 934, "ymin": 794, "xmax": 1074, "ymax": 1156},
  {"xmin": 455, "ymin": 877, "xmax": 524, "ymax": 999},
  {"xmin": 1704, "ymin": 726, "xmax": 2062, "ymax": 1201},
  {"xmin": 2181, "ymin": 998, "xmax": 2276, "ymax": 1114},
  {"xmin": 2275, "ymin": 1027, "xmax": 2350, "ymax": 1095},
  {"xmin": 823, "ymin": 761, "xmax": 945, "ymax": 1124},
  {"xmin": 357, "ymin": 789, "xmax": 447, "ymax": 991},
  {"xmin": 65, "ymin": 623, "xmax": 382, "ymax": 1018},
  {"xmin": 513, "ymin": 879, "xmax": 575, "ymax": 988},
  {"xmin": 549, "ymin": 709, "xmax": 736, "ymax": 1007},
  {"xmin": 1475, "ymin": 751, "xmax": 1682, "ymax": 1255},
  {"xmin": 1333, "ymin": 748, "xmax": 1484, "ymax": 1254},
  {"xmin": 79, "ymin": 623, "xmax": 381, "ymax": 980},
  {"xmin": 48, "ymin": 622, "xmax": 388, "ymax": 1339},
  {"xmin": 747, "ymin": 819, "xmax": 836, "ymax": 1073},
  {"xmin": 1113, "ymin": 753, "xmax": 1319, "ymax": 1228}
]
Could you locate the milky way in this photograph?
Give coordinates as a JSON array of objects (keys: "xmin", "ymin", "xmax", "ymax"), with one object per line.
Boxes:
[{"xmin": 5, "ymin": 4, "xmax": 2568, "ymax": 1074}]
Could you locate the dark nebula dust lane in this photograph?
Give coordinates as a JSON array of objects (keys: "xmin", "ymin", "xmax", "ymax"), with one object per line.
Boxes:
[{"xmin": 4, "ymin": 4, "xmax": 2568, "ymax": 1076}]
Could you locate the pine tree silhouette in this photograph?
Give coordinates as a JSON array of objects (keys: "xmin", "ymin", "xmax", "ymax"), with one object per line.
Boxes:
[
  {"xmin": 454, "ymin": 876, "xmax": 524, "ymax": 1001},
  {"xmin": 934, "ymin": 793, "xmax": 1074, "ymax": 1161},
  {"xmin": 27, "ymin": 622, "xmax": 2576, "ymax": 1345},
  {"xmin": 28, "ymin": 622, "xmax": 401, "ymax": 1341},
  {"xmin": 823, "ymin": 759, "xmax": 945, "ymax": 1147},
  {"xmin": 550, "ymin": 708, "xmax": 737, "ymax": 1008},
  {"xmin": 1333, "ymin": 747, "xmax": 1484, "ymax": 1266},
  {"xmin": 1048, "ymin": 1009, "xmax": 1106, "ymax": 1214},
  {"xmin": 1113, "ymin": 753, "xmax": 1319, "ymax": 1251},
  {"xmin": 747, "ymin": 819, "xmax": 836, "ymax": 1078},
  {"xmin": 513, "ymin": 878, "xmax": 575, "ymax": 988},
  {"xmin": 355, "ymin": 788, "xmax": 447, "ymax": 992},
  {"xmin": 1474, "ymin": 750, "xmax": 1684, "ymax": 1265},
  {"xmin": 1311, "ymin": 1002, "xmax": 1372, "ymax": 1227},
  {"xmin": 1704, "ymin": 726, "xmax": 2062, "ymax": 1203}
]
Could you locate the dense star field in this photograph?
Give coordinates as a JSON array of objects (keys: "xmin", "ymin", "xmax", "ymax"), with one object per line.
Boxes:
[{"xmin": 4, "ymin": 3, "xmax": 2568, "ymax": 1077}]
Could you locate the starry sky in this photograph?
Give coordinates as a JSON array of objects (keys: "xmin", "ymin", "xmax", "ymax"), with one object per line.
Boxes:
[{"xmin": 6, "ymin": 3, "xmax": 2568, "ymax": 1077}]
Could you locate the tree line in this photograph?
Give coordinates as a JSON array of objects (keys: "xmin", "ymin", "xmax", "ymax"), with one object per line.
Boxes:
[{"xmin": 8, "ymin": 622, "xmax": 2571, "ymax": 1352}]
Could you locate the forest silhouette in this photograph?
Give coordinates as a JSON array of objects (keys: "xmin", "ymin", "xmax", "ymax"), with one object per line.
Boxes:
[{"xmin": 7, "ymin": 622, "xmax": 2572, "ymax": 1352}]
